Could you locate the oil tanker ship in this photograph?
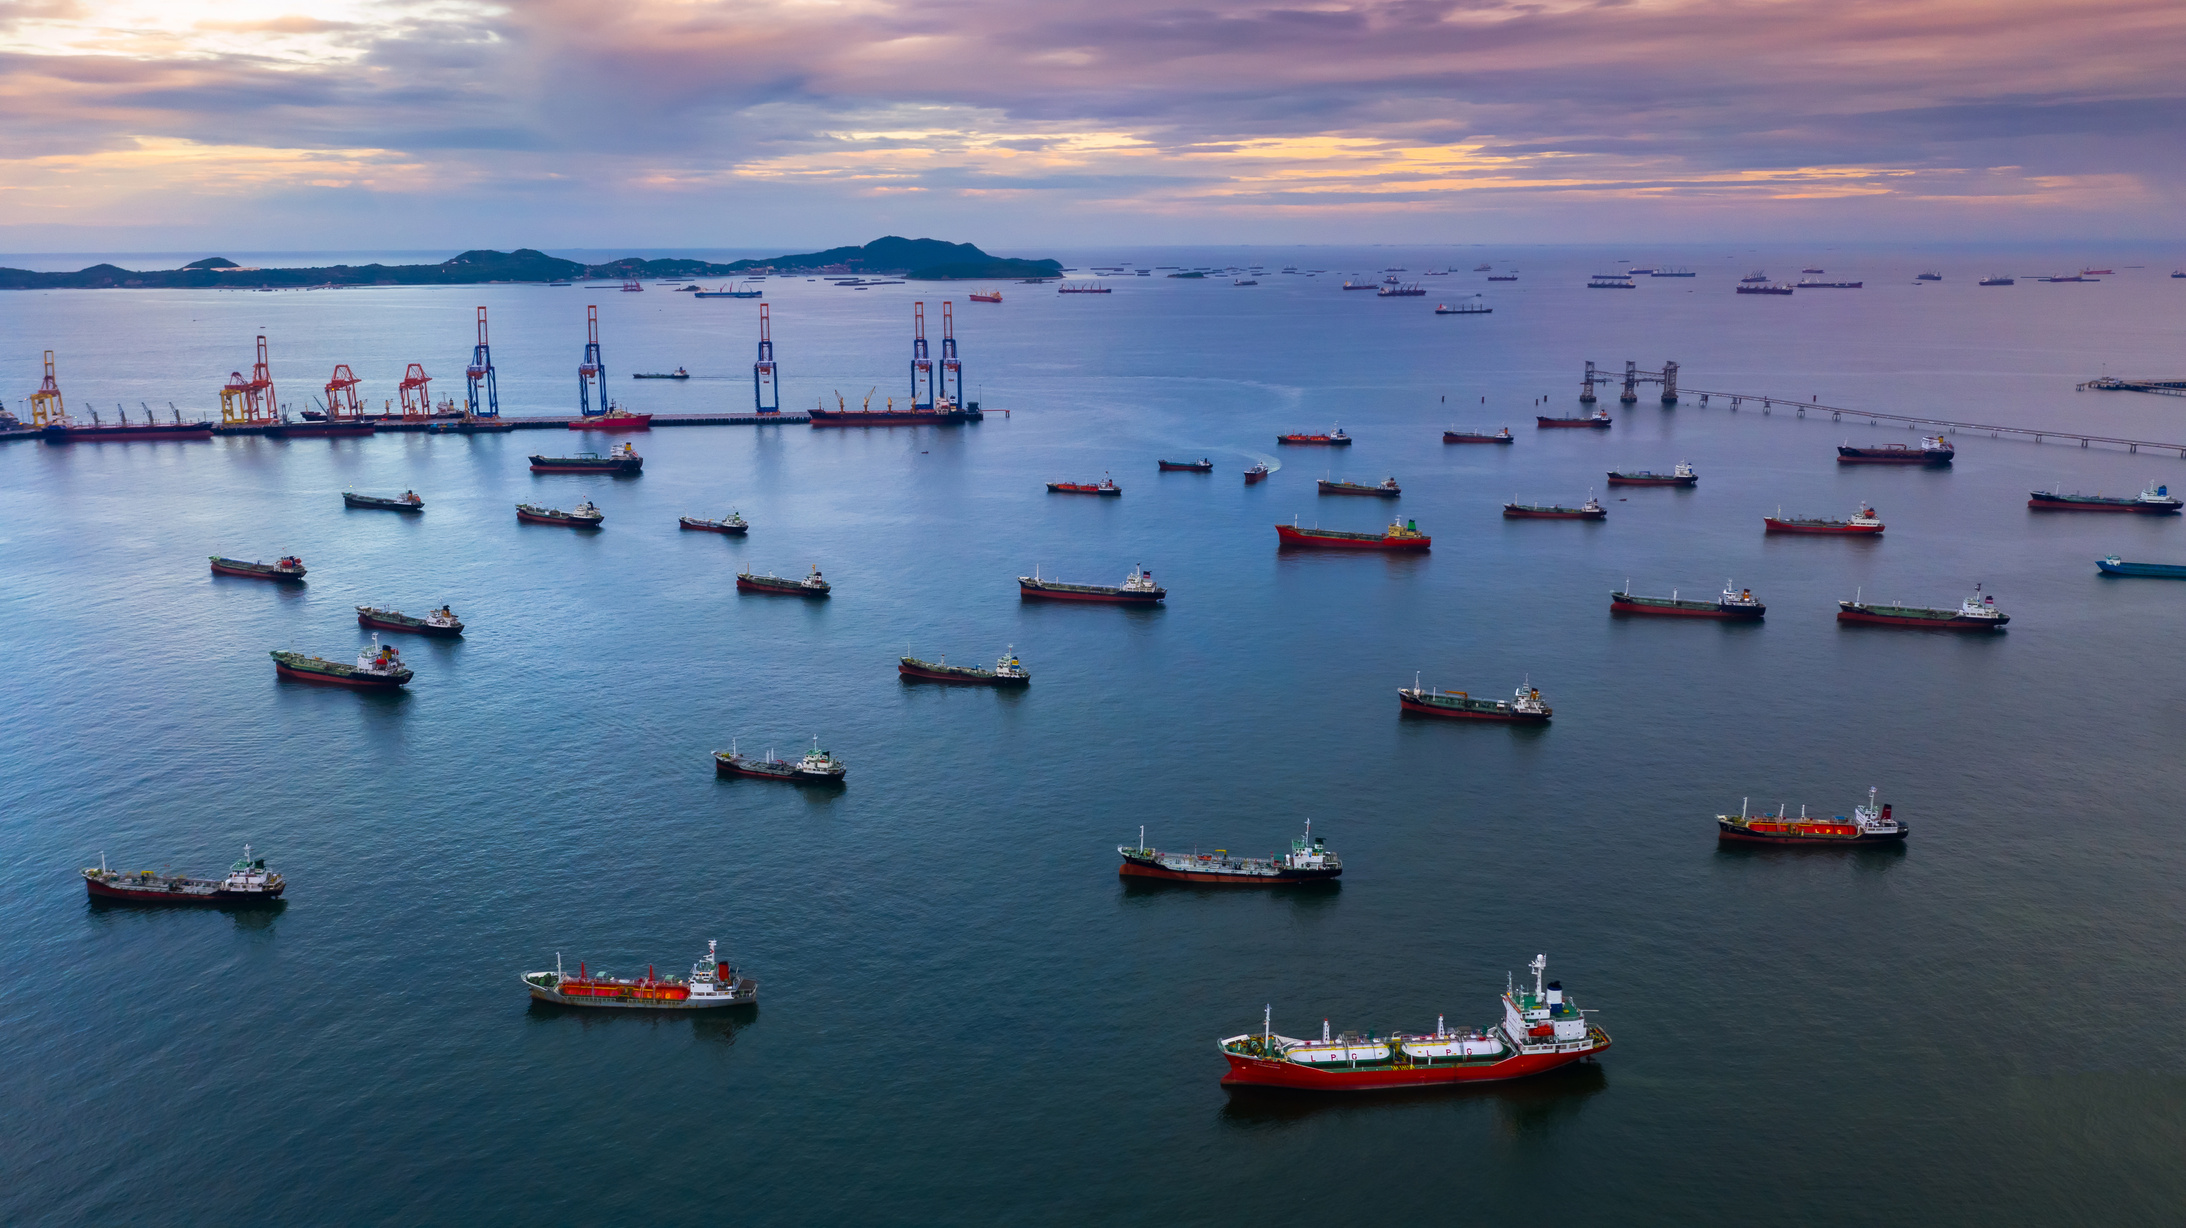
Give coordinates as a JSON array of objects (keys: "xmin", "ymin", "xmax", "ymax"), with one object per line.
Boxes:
[
  {"xmin": 522, "ymin": 939, "xmax": 756, "ymax": 1009},
  {"xmin": 1277, "ymin": 427, "xmax": 1350, "ymax": 446},
  {"xmin": 899, "ymin": 649, "xmax": 1029, "ymax": 686},
  {"xmin": 1611, "ymin": 583, "xmax": 1763, "ymax": 619},
  {"xmin": 1018, "ymin": 566, "xmax": 1164, "ymax": 604},
  {"xmin": 678, "ymin": 511, "xmax": 748, "ymax": 534},
  {"xmin": 270, "ymin": 635, "xmax": 412, "ymax": 689},
  {"xmin": 516, "ymin": 500, "xmax": 603, "ymax": 528},
  {"xmin": 356, "ymin": 604, "xmax": 464, "ymax": 638},
  {"xmin": 1838, "ymin": 435, "xmax": 1953, "ymax": 465},
  {"xmin": 1837, "ymin": 586, "xmax": 2008, "ymax": 630},
  {"xmin": 737, "ymin": 566, "xmax": 830, "ymax": 597},
  {"xmin": 1318, "ymin": 477, "xmax": 1400, "ymax": 497},
  {"xmin": 1764, "ymin": 505, "xmax": 1883, "ymax": 534},
  {"xmin": 83, "ymin": 846, "xmax": 284, "ymax": 906},
  {"xmin": 1275, "ymin": 519, "xmax": 1430, "ymax": 550},
  {"xmin": 1048, "ymin": 477, "xmax": 1121, "ymax": 496},
  {"xmin": 1159, "ymin": 458, "xmax": 1214, "ymax": 472},
  {"xmin": 1444, "ymin": 428, "xmax": 1513, "ymax": 444},
  {"xmin": 1118, "ymin": 822, "xmax": 1338, "ymax": 884},
  {"xmin": 1504, "ymin": 497, "xmax": 1605, "ymax": 520},
  {"xmin": 713, "ymin": 739, "xmax": 847, "ymax": 782},
  {"xmin": 528, "ymin": 444, "xmax": 642, "ymax": 474},
  {"xmin": 343, "ymin": 490, "xmax": 423, "ymax": 512},
  {"xmin": 1217, "ymin": 955, "xmax": 1608, "ymax": 1090},
  {"xmin": 1398, "ymin": 678, "xmax": 1551, "ymax": 723},
  {"xmin": 211, "ymin": 555, "xmax": 306, "ymax": 581},
  {"xmin": 1537, "ymin": 412, "xmax": 1611, "ymax": 429},
  {"xmin": 1606, "ymin": 462, "xmax": 1696, "ymax": 487},
  {"xmin": 2027, "ymin": 482, "xmax": 2182, "ymax": 513},
  {"xmin": 1718, "ymin": 788, "xmax": 1906, "ymax": 844}
]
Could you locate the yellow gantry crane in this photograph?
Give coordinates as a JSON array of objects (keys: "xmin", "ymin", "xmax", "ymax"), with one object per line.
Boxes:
[{"xmin": 29, "ymin": 350, "xmax": 66, "ymax": 425}]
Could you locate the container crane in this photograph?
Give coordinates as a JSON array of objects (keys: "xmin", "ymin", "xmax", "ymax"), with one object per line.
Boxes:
[
  {"xmin": 577, "ymin": 305, "xmax": 607, "ymax": 416},
  {"xmin": 465, "ymin": 307, "xmax": 498, "ymax": 418},
  {"xmin": 909, "ymin": 302, "xmax": 933, "ymax": 411},
  {"xmin": 938, "ymin": 301, "xmax": 962, "ymax": 407},
  {"xmin": 29, "ymin": 350, "xmax": 66, "ymax": 425},
  {"xmin": 324, "ymin": 365, "xmax": 363, "ymax": 421},
  {"xmin": 753, "ymin": 303, "xmax": 779, "ymax": 414},
  {"xmin": 219, "ymin": 336, "xmax": 278, "ymax": 424},
  {"xmin": 398, "ymin": 364, "xmax": 433, "ymax": 417}
]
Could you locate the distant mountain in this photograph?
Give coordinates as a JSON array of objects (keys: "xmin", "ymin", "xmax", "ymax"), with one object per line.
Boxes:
[{"xmin": 0, "ymin": 238, "xmax": 1060, "ymax": 289}]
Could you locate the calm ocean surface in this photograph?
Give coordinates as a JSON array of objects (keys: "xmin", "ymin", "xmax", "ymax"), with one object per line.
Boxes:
[{"xmin": 3, "ymin": 246, "xmax": 2183, "ymax": 1225}]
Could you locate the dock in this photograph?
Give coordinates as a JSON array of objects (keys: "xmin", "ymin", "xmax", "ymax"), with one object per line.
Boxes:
[
  {"xmin": 2077, "ymin": 377, "xmax": 2186, "ymax": 399},
  {"xmin": 206, "ymin": 412, "xmax": 811, "ymax": 436}
]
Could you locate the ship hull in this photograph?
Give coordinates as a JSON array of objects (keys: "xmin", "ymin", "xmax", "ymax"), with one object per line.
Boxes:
[
  {"xmin": 343, "ymin": 495, "xmax": 423, "ymax": 512},
  {"xmin": 1398, "ymin": 695, "xmax": 1548, "ymax": 723},
  {"xmin": 569, "ymin": 416, "xmax": 653, "ymax": 431},
  {"xmin": 1606, "ymin": 474, "xmax": 1696, "ymax": 487},
  {"xmin": 356, "ymin": 612, "xmax": 463, "ymax": 638},
  {"xmin": 1275, "ymin": 525, "xmax": 1429, "ymax": 551},
  {"xmin": 1317, "ymin": 483, "xmax": 1399, "ymax": 497},
  {"xmin": 2027, "ymin": 495, "xmax": 2181, "ymax": 514},
  {"xmin": 1837, "ymin": 448, "xmax": 1951, "ymax": 466},
  {"xmin": 1763, "ymin": 519, "xmax": 1882, "ymax": 534},
  {"xmin": 273, "ymin": 661, "xmax": 411, "ymax": 689},
  {"xmin": 736, "ymin": 577, "xmax": 828, "ymax": 597},
  {"xmin": 899, "ymin": 662, "xmax": 1028, "ymax": 686},
  {"xmin": 1119, "ymin": 858, "xmax": 1338, "ymax": 885},
  {"xmin": 810, "ymin": 409, "xmax": 981, "ymax": 427},
  {"xmin": 1503, "ymin": 508, "xmax": 1603, "ymax": 520},
  {"xmin": 1158, "ymin": 462, "xmax": 1213, "ymax": 472},
  {"xmin": 1837, "ymin": 607, "xmax": 2007, "ymax": 630},
  {"xmin": 85, "ymin": 878, "xmax": 284, "ymax": 906},
  {"xmin": 525, "ymin": 981, "xmax": 756, "ymax": 1009},
  {"xmin": 1443, "ymin": 433, "xmax": 1513, "ymax": 444},
  {"xmin": 1537, "ymin": 418, "xmax": 1610, "ymax": 429},
  {"xmin": 528, "ymin": 458, "xmax": 642, "ymax": 474},
  {"xmin": 1244, "ymin": 470, "xmax": 1268, "ymax": 484},
  {"xmin": 1276, "ymin": 437, "xmax": 1350, "ymax": 446},
  {"xmin": 1047, "ymin": 485, "xmax": 1121, "ymax": 496},
  {"xmin": 45, "ymin": 423, "xmax": 213, "ymax": 442},
  {"xmin": 1220, "ymin": 1043, "xmax": 1604, "ymax": 1090},
  {"xmin": 210, "ymin": 561, "xmax": 305, "ymax": 581},
  {"xmin": 2098, "ymin": 559, "xmax": 2186, "ymax": 578},
  {"xmin": 1611, "ymin": 596, "xmax": 1763, "ymax": 619},
  {"xmin": 678, "ymin": 518, "xmax": 748, "ymax": 534},
  {"xmin": 1717, "ymin": 821, "xmax": 1908, "ymax": 845},
  {"xmin": 1018, "ymin": 581, "xmax": 1163, "ymax": 604}
]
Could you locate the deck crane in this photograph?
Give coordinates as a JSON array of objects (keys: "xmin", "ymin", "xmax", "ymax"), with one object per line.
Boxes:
[
  {"xmin": 909, "ymin": 302, "xmax": 933, "ymax": 411},
  {"xmin": 577, "ymin": 305, "xmax": 607, "ymax": 416},
  {"xmin": 219, "ymin": 336, "xmax": 278, "ymax": 424},
  {"xmin": 398, "ymin": 364, "xmax": 433, "ymax": 417},
  {"xmin": 324, "ymin": 365, "xmax": 363, "ymax": 421},
  {"xmin": 938, "ymin": 301, "xmax": 962, "ymax": 407},
  {"xmin": 465, "ymin": 307, "xmax": 499, "ymax": 417},
  {"xmin": 753, "ymin": 303, "xmax": 779, "ymax": 414},
  {"xmin": 29, "ymin": 350, "xmax": 66, "ymax": 425}
]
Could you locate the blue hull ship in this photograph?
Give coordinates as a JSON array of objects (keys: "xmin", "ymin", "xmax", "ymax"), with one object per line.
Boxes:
[{"xmin": 2097, "ymin": 555, "xmax": 2186, "ymax": 578}]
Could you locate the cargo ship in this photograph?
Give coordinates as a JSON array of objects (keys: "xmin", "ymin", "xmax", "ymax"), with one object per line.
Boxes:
[
  {"xmin": 713, "ymin": 738, "xmax": 847, "ymax": 782},
  {"xmin": 1397, "ymin": 677, "xmax": 1551, "ymax": 723},
  {"xmin": 900, "ymin": 647, "xmax": 1029, "ymax": 686},
  {"xmin": 1018, "ymin": 566, "xmax": 1164, "ymax": 604},
  {"xmin": 343, "ymin": 490, "xmax": 424, "ymax": 512},
  {"xmin": 83, "ymin": 846, "xmax": 284, "ymax": 906},
  {"xmin": 968, "ymin": 290, "xmax": 1003, "ymax": 303},
  {"xmin": 1159, "ymin": 458, "xmax": 1214, "ymax": 472},
  {"xmin": 1048, "ymin": 477, "xmax": 1121, "ymax": 496},
  {"xmin": 1796, "ymin": 280, "xmax": 1864, "ymax": 289},
  {"xmin": 2097, "ymin": 555, "xmax": 2186, "ymax": 578},
  {"xmin": 1217, "ymin": 954, "xmax": 1608, "ymax": 1091},
  {"xmin": 1434, "ymin": 301, "xmax": 1491, "ymax": 314},
  {"xmin": 1606, "ymin": 462, "xmax": 1696, "ymax": 487},
  {"xmin": 1537, "ymin": 412, "xmax": 1610, "ymax": 429},
  {"xmin": 737, "ymin": 566, "xmax": 830, "ymax": 597},
  {"xmin": 211, "ymin": 555, "xmax": 306, "ymax": 581},
  {"xmin": 678, "ymin": 511, "xmax": 748, "ymax": 534},
  {"xmin": 2027, "ymin": 482, "xmax": 2182, "ymax": 513},
  {"xmin": 1243, "ymin": 462, "xmax": 1270, "ymax": 484},
  {"xmin": 1118, "ymin": 821, "xmax": 1339, "ymax": 884},
  {"xmin": 1277, "ymin": 428, "xmax": 1350, "ymax": 446},
  {"xmin": 516, "ymin": 500, "xmax": 603, "ymax": 528},
  {"xmin": 1504, "ymin": 497, "xmax": 1605, "ymax": 520},
  {"xmin": 1764, "ymin": 505, "xmax": 1883, "ymax": 534},
  {"xmin": 271, "ymin": 635, "xmax": 412, "ymax": 689},
  {"xmin": 1444, "ymin": 428, "xmax": 1513, "ymax": 444},
  {"xmin": 1741, "ymin": 270, "xmax": 1770, "ymax": 283},
  {"xmin": 1275, "ymin": 519, "xmax": 1430, "ymax": 551},
  {"xmin": 1917, "ymin": 271, "xmax": 1942, "ymax": 281},
  {"xmin": 1838, "ymin": 435, "xmax": 1953, "ymax": 465},
  {"xmin": 522, "ymin": 939, "xmax": 756, "ymax": 1009},
  {"xmin": 631, "ymin": 368, "xmax": 688, "ymax": 379},
  {"xmin": 1718, "ymin": 788, "xmax": 1906, "ymax": 844},
  {"xmin": 1376, "ymin": 283, "xmax": 1426, "ymax": 297},
  {"xmin": 1979, "ymin": 276, "xmax": 2015, "ymax": 286},
  {"xmin": 1736, "ymin": 283, "xmax": 1794, "ymax": 295},
  {"xmin": 43, "ymin": 409, "xmax": 213, "ymax": 442},
  {"xmin": 569, "ymin": 407, "xmax": 653, "ymax": 432},
  {"xmin": 356, "ymin": 604, "xmax": 464, "ymax": 637},
  {"xmin": 1318, "ymin": 477, "xmax": 1400, "ymax": 497},
  {"xmin": 529, "ymin": 444, "xmax": 642, "ymax": 473},
  {"xmin": 809, "ymin": 394, "xmax": 982, "ymax": 427},
  {"xmin": 1611, "ymin": 583, "xmax": 1763, "ymax": 619},
  {"xmin": 265, "ymin": 417, "xmax": 374, "ymax": 439},
  {"xmin": 1838, "ymin": 586, "xmax": 2008, "ymax": 630}
]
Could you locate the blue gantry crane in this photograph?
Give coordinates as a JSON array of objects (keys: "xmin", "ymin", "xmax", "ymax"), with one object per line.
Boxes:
[
  {"xmin": 578, "ymin": 304, "xmax": 607, "ymax": 416},
  {"xmin": 938, "ymin": 300, "xmax": 962, "ymax": 407},
  {"xmin": 753, "ymin": 303, "xmax": 778, "ymax": 413},
  {"xmin": 465, "ymin": 306, "xmax": 499, "ymax": 417},
  {"xmin": 909, "ymin": 301, "xmax": 934, "ymax": 411}
]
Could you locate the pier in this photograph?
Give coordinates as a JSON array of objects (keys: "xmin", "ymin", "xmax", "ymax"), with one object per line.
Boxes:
[
  {"xmin": 2077, "ymin": 376, "xmax": 2186, "ymax": 399},
  {"xmin": 204, "ymin": 411, "xmax": 811, "ymax": 436}
]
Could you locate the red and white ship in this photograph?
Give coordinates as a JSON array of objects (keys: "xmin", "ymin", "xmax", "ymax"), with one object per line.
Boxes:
[
  {"xmin": 522, "ymin": 939, "xmax": 757, "ymax": 1009},
  {"xmin": 1764, "ymin": 504, "xmax": 1883, "ymax": 534},
  {"xmin": 1718, "ymin": 788, "xmax": 1907, "ymax": 844},
  {"xmin": 1218, "ymin": 955, "xmax": 1609, "ymax": 1090},
  {"xmin": 569, "ymin": 406, "xmax": 653, "ymax": 432},
  {"xmin": 83, "ymin": 846, "xmax": 284, "ymax": 906}
]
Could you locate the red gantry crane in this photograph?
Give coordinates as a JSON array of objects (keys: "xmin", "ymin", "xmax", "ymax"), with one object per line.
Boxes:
[
  {"xmin": 220, "ymin": 336, "xmax": 278, "ymax": 424},
  {"xmin": 324, "ymin": 365, "xmax": 362, "ymax": 421},
  {"xmin": 398, "ymin": 364, "xmax": 433, "ymax": 417}
]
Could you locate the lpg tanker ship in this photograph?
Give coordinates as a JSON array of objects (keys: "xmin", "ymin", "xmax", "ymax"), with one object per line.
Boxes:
[{"xmin": 522, "ymin": 939, "xmax": 757, "ymax": 1009}]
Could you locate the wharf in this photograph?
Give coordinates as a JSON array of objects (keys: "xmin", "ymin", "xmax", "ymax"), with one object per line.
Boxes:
[
  {"xmin": 207, "ymin": 412, "xmax": 810, "ymax": 436},
  {"xmin": 2078, "ymin": 377, "xmax": 2186, "ymax": 399}
]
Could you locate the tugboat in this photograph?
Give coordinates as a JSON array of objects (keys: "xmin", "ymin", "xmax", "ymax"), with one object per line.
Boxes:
[
  {"xmin": 1275, "ymin": 518, "xmax": 1430, "ymax": 551},
  {"xmin": 270, "ymin": 634, "xmax": 412, "ymax": 689},
  {"xmin": 1537, "ymin": 411, "xmax": 1611, "ymax": 429},
  {"xmin": 679, "ymin": 511, "xmax": 749, "ymax": 534},
  {"xmin": 528, "ymin": 443, "xmax": 643, "ymax": 473},
  {"xmin": 516, "ymin": 500, "xmax": 603, "ymax": 528},
  {"xmin": 1611, "ymin": 582, "xmax": 1764, "ymax": 620},
  {"xmin": 1763, "ymin": 504, "xmax": 1883, "ymax": 534},
  {"xmin": 1159, "ymin": 458, "xmax": 1214, "ymax": 472},
  {"xmin": 1243, "ymin": 462, "xmax": 1270, "ymax": 484},
  {"xmin": 2027, "ymin": 482, "xmax": 2183, "ymax": 513},
  {"xmin": 1018, "ymin": 565, "xmax": 1165, "ymax": 604},
  {"xmin": 2097, "ymin": 555, "xmax": 2186, "ymax": 578},
  {"xmin": 568, "ymin": 406, "xmax": 653, "ymax": 432},
  {"xmin": 1503, "ymin": 496, "xmax": 1605, "ymax": 520},
  {"xmin": 210, "ymin": 555, "xmax": 306, "ymax": 581},
  {"xmin": 522, "ymin": 939, "xmax": 756, "ymax": 1009},
  {"xmin": 1444, "ymin": 428, "xmax": 1514, "ymax": 444},
  {"xmin": 1118, "ymin": 821, "xmax": 1339, "ymax": 885},
  {"xmin": 1217, "ymin": 954, "xmax": 1608, "ymax": 1090},
  {"xmin": 83, "ymin": 846, "xmax": 284, "ymax": 906},
  {"xmin": 1397, "ymin": 677, "xmax": 1551, "ymax": 723},
  {"xmin": 737, "ymin": 565, "xmax": 830, "ymax": 597},
  {"xmin": 343, "ymin": 489, "xmax": 424, "ymax": 512},
  {"xmin": 1838, "ymin": 585, "xmax": 2008, "ymax": 630},
  {"xmin": 1048, "ymin": 476, "xmax": 1121, "ymax": 496},
  {"xmin": 899, "ymin": 648, "xmax": 1030, "ymax": 686},
  {"xmin": 1606, "ymin": 462, "xmax": 1696, "ymax": 487},
  {"xmin": 1318, "ymin": 477, "xmax": 1400, "ymax": 497},
  {"xmin": 712, "ymin": 737, "xmax": 847, "ymax": 782},
  {"xmin": 356, "ymin": 604, "xmax": 464, "ymax": 638},
  {"xmin": 1277, "ymin": 427, "xmax": 1350, "ymax": 446},
  {"xmin": 1718, "ymin": 788, "xmax": 1907, "ymax": 844},
  {"xmin": 1838, "ymin": 436, "xmax": 1953, "ymax": 465}
]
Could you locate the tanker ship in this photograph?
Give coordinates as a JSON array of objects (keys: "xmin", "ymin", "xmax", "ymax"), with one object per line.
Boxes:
[
  {"xmin": 522, "ymin": 939, "xmax": 757, "ymax": 1009},
  {"xmin": 1717, "ymin": 788, "xmax": 1907, "ymax": 844},
  {"xmin": 1837, "ymin": 586, "xmax": 2008, "ymax": 630},
  {"xmin": 1838, "ymin": 435, "xmax": 1953, "ymax": 465},
  {"xmin": 2027, "ymin": 482, "xmax": 2183, "ymax": 513},
  {"xmin": 83, "ymin": 846, "xmax": 284, "ymax": 906},
  {"xmin": 270, "ymin": 635, "xmax": 413, "ymax": 689},
  {"xmin": 1611, "ymin": 582, "xmax": 1764, "ymax": 620},
  {"xmin": 1398, "ymin": 678, "xmax": 1551, "ymax": 722},
  {"xmin": 1118, "ymin": 822, "xmax": 1339, "ymax": 884},
  {"xmin": 1018, "ymin": 566, "xmax": 1165, "ymax": 604},
  {"xmin": 899, "ymin": 648, "xmax": 1030, "ymax": 686},
  {"xmin": 211, "ymin": 555, "xmax": 306, "ymax": 581},
  {"xmin": 1275, "ymin": 519, "xmax": 1430, "ymax": 551},
  {"xmin": 528, "ymin": 444, "xmax": 642, "ymax": 474}
]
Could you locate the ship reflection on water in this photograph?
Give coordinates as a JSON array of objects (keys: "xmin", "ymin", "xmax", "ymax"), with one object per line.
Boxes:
[
  {"xmin": 524, "ymin": 995, "xmax": 759, "ymax": 1045},
  {"xmin": 1217, "ymin": 1058, "xmax": 1608, "ymax": 1128}
]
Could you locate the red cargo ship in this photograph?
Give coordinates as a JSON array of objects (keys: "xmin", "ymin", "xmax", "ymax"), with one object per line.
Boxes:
[
  {"xmin": 1243, "ymin": 463, "xmax": 1269, "ymax": 484},
  {"xmin": 1218, "ymin": 955, "xmax": 1608, "ymax": 1090},
  {"xmin": 43, "ymin": 405, "xmax": 213, "ymax": 442},
  {"xmin": 569, "ymin": 407, "xmax": 653, "ymax": 432},
  {"xmin": 1763, "ymin": 505, "xmax": 1883, "ymax": 534},
  {"xmin": 1718, "ymin": 788, "xmax": 1907, "ymax": 844},
  {"xmin": 522, "ymin": 939, "xmax": 757, "ymax": 1009},
  {"xmin": 82, "ymin": 846, "xmax": 284, "ymax": 906},
  {"xmin": 1277, "ymin": 427, "xmax": 1350, "ymax": 446},
  {"xmin": 1275, "ymin": 519, "xmax": 1430, "ymax": 551},
  {"xmin": 1838, "ymin": 435, "xmax": 1953, "ymax": 465},
  {"xmin": 1048, "ymin": 477, "xmax": 1121, "ymax": 496}
]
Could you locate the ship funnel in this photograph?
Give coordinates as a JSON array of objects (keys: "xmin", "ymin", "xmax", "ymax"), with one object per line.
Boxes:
[{"xmin": 1546, "ymin": 981, "xmax": 1563, "ymax": 1006}]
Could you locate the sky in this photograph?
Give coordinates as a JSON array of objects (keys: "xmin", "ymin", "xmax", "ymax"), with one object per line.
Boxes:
[{"xmin": 0, "ymin": 0, "xmax": 2181, "ymax": 253}]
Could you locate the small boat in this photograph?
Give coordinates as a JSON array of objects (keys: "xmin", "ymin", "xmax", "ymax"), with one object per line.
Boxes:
[
  {"xmin": 899, "ymin": 648, "xmax": 1030, "ymax": 686},
  {"xmin": 737, "ymin": 565, "xmax": 830, "ymax": 597},
  {"xmin": 1275, "ymin": 519, "xmax": 1430, "ymax": 551},
  {"xmin": 343, "ymin": 489, "xmax": 423, "ymax": 512},
  {"xmin": 210, "ymin": 555, "xmax": 306, "ymax": 581},
  {"xmin": 271, "ymin": 634, "xmax": 412, "ymax": 689},
  {"xmin": 83, "ymin": 846, "xmax": 284, "ymax": 906},
  {"xmin": 1736, "ymin": 283, "xmax": 1795, "ymax": 295},
  {"xmin": 1158, "ymin": 457, "xmax": 1213, "ymax": 472},
  {"xmin": 1838, "ymin": 585, "xmax": 2008, "ymax": 630},
  {"xmin": 1537, "ymin": 412, "xmax": 1610, "ymax": 429},
  {"xmin": 1839, "ymin": 435, "xmax": 1953, "ymax": 465},
  {"xmin": 1444, "ymin": 427, "xmax": 1514, "ymax": 444},
  {"xmin": 356, "ymin": 604, "xmax": 464, "ymax": 637},
  {"xmin": 2027, "ymin": 482, "xmax": 2182, "ymax": 513},
  {"xmin": 516, "ymin": 500, "xmax": 603, "ymax": 528},
  {"xmin": 1119, "ymin": 821, "xmax": 1339, "ymax": 885},
  {"xmin": 1397, "ymin": 677, "xmax": 1550, "ymax": 722},
  {"xmin": 1611, "ymin": 582, "xmax": 1764, "ymax": 620},
  {"xmin": 1718, "ymin": 788, "xmax": 1906, "ymax": 844},
  {"xmin": 569, "ymin": 407, "xmax": 653, "ymax": 432},
  {"xmin": 1278, "ymin": 427, "xmax": 1351, "ymax": 446},
  {"xmin": 1763, "ymin": 505, "xmax": 1883, "ymax": 534},
  {"xmin": 1504, "ymin": 497, "xmax": 1605, "ymax": 520},
  {"xmin": 1218, "ymin": 955, "xmax": 1607, "ymax": 1090},
  {"xmin": 1243, "ymin": 462, "xmax": 1269, "ymax": 484},
  {"xmin": 2097, "ymin": 555, "xmax": 2186, "ymax": 578},
  {"xmin": 1979, "ymin": 276, "xmax": 2015, "ymax": 286},
  {"xmin": 1435, "ymin": 301, "xmax": 1492, "ymax": 314},
  {"xmin": 1606, "ymin": 462, "xmax": 1696, "ymax": 487},
  {"xmin": 713, "ymin": 737, "xmax": 846, "ymax": 782},
  {"xmin": 529, "ymin": 444, "xmax": 642, "ymax": 473},
  {"xmin": 630, "ymin": 368, "xmax": 689, "ymax": 379},
  {"xmin": 522, "ymin": 939, "xmax": 757, "ymax": 1009},
  {"xmin": 1018, "ymin": 566, "xmax": 1165, "ymax": 604},
  {"xmin": 969, "ymin": 289, "xmax": 1003, "ymax": 303},
  {"xmin": 1048, "ymin": 477, "xmax": 1121, "ymax": 496},
  {"xmin": 1317, "ymin": 476, "xmax": 1400, "ymax": 497},
  {"xmin": 678, "ymin": 511, "xmax": 748, "ymax": 534}
]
